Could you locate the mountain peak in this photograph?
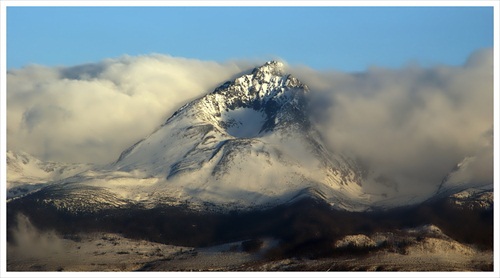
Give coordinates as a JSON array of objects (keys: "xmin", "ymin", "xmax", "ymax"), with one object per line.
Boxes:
[
  {"xmin": 163, "ymin": 61, "xmax": 308, "ymax": 129},
  {"xmin": 213, "ymin": 60, "xmax": 306, "ymax": 97},
  {"xmin": 251, "ymin": 60, "xmax": 285, "ymax": 76},
  {"xmin": 206, "ymin": 60, "xmax": 308, "ymax": 116}
]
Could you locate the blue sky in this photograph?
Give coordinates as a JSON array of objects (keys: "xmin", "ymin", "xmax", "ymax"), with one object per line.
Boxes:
[{"xmin": 6, "ymin": 6, "xmax": 494, "ymax": 71}]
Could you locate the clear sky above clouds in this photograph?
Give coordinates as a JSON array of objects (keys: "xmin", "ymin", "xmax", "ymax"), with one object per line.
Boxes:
[{"xmin": 7, "ymin": 6, "xmax": 493, "ymax": 71}]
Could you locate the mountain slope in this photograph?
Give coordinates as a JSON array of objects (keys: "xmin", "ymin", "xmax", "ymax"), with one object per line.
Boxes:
[
  {"xmin": 432, "ymin": 156, "xmax": 493, "ymax": 210},
  {"xmin": 6, "ymin": 151, "xmax": 92, "ymax": 199}
]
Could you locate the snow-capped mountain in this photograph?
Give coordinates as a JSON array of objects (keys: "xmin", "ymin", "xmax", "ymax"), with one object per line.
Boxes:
[
  {"xmin": 6, "ymin": 61, "xmax": 492, "ymax": 213},
  {"xmin": 92, "ymin": 60, "xmax": 370, "ymax": 210}
]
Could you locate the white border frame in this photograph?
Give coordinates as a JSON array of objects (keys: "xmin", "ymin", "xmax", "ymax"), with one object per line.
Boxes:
[{"xmin": 1, "ymin": 1, "xmax": 498, "ymax": 278}]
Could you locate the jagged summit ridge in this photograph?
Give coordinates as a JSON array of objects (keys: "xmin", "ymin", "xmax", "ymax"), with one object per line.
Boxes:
[
  {"xmin": 210, "ymin": 60, "xmax": 308, "ymax": 104},
  {"xmin": 164, "ymin": 61, "xmax": 307, "ymax": 127},
  {"xmin": 201, "ymin": 61, "xmax": 309, "ymax": 136},
  {"xmin": 251, "ymin": 60, "xmax": 285, "ymax": 76},
  {"xmin": 160, "ymin": 61, "xmax": 310, "ymax": 139}
]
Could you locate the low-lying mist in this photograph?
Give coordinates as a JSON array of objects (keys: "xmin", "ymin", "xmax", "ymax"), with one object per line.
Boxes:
[{"xmin": 8, "ymin": 214, "xmax": 66, "ymax": 259}]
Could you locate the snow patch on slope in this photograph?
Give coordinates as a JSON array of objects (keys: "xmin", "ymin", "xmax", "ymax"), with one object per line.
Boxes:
[
  {"xmin": 334, "ymin": 235, "xmax": 376, "ymax": 249},
  {"xmin": 223, "ymin": 108, "xmax": 266, "ymax": 138}
]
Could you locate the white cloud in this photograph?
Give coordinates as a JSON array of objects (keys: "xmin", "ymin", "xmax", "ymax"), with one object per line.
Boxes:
[{"xmin": 7, "ymin": 50, "xmax": 493, "ymax": 196}]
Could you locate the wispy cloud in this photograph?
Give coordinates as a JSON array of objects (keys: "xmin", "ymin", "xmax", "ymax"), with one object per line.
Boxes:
[{"xmin": 291, "ymin": 48, "xmax": 493, "ymax": 195}]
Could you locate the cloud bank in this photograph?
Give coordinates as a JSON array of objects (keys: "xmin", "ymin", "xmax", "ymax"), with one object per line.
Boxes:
[
  {"xmin": 7, "ymin": 55, "xmax": 256, "ymax": 163},
  {"xmin": 291, "ymin": 48, "xmax": 493, "ymax": 195},
  {"xmin": 7, "ymin": 50, "xmax": 493, "ymax": 196}
]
